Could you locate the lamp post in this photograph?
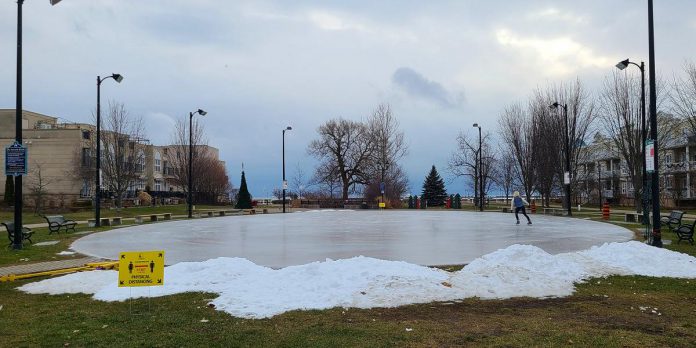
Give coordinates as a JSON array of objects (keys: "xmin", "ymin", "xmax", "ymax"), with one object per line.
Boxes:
[
  {"xmin": 473, "ymin": 123, "xmax": 483, "ymax": 212},
  {"xmin": 647, "ymin": 0, "xmax": 662, "ymax": 247},
  {"xmin": 188, "ymin": 109, "xmax": 207, "ymax": 219},
  {"xmin": 282, "ymin": 126, "xmax": 292, "ymax": 213},
  {"xmin": 550, "ymin": 102, "xmax": 572, "ymax": 217},
  {"xmin": 94, "ymin": 74, "xmax": 124, "ymax": 228},
  {"xmin": 12, "ymin": 0, "xmax": 62, "ymax": 249},
  {"xmin": 616, "ymin": 58, "xmax": 648, "ymax": 225},
  {"xmin": 380, "ymin": 160, "xmax": 390, "ymax": 208}
]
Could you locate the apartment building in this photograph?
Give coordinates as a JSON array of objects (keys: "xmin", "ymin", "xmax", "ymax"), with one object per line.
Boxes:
[
  {"xmin": 1, "ymin": 109, "xmax": 225, "ymax": 207},
  {"xmin": 0, "ymin": 109, "xmax": 93, "ymax": 207},
  {"xmin": 576, "ymin": 125, "xmax": 695, "ymax": 208}
]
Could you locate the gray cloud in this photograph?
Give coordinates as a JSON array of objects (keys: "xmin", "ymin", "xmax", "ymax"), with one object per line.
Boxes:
[{"xmin": 391, "ymin": 67, "xmax": 464, "ymax": 108}]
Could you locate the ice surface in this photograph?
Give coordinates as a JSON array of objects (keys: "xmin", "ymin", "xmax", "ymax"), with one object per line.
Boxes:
[
  {"xmin": 70, "ymin": 211, "xmax": 633, "ymax": 267},
  {"xmin": 19, "ymin": 241, "xmax": 696, "ymax": 319}
]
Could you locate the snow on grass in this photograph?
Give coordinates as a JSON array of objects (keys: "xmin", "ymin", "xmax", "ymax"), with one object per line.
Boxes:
[{"xmin": 18, "ymin": 241, "xmax": 696, "ymax": 319}]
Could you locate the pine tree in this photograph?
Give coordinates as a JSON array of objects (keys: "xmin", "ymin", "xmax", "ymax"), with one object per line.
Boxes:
[
  {"xmin": 235, "ymin": 171, "xmax": 253, "ymax": 209},
  {"xmin": 4, "ymin": 175, "xmax": 14, "ymax": 205},
  {"xmin": 408, "ymin": 195, "xmax": 414, "ymax": 209},
  {"xmin": 421, "ymin": 165, "xmax": 447, "ymax": 207},
  {"xmin": 454, "ymin": 193, "xmax": 462, "ymax": 209}
]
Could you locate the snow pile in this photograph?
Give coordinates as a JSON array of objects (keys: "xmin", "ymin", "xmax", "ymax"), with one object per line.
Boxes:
[{"xmin": 18, "ymin": 241, "xmax": 696, "ymax": 319}]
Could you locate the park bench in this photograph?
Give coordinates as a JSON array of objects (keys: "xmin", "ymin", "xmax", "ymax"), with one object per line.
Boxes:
[
  {"xmin": 625, "ymin": 212, "xmax": 652, "ymax": 223},
  {"xmin": 660, "ymin": 210, "xmax": 684, "ymax": 231},
  {"xmin": 43, "ymin": 215, "xmax": 77, "ymax": 234},
  {"xmin": 2, "ymin": 221, "xmax": 34, "ymax": 247},
  {"xmin": 675, "ymin": 220, "xmax": 696, "ymax": 245},
  {"xmin": 111, "ymin": 217, "xmax": 122, "ymax": 225}
]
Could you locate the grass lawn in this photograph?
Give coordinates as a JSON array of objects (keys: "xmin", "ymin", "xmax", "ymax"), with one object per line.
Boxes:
[
  {"xmin": 1, "ymin": 209, "xmax": 695, "ymax": 346},
  {"xmin": 0, "ymin": 204, "xmax": 228, "ymax": 224}
]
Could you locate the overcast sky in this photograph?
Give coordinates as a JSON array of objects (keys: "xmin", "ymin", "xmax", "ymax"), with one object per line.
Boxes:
[{"xmin": 1, "ymin": 1, "xmax": 695, "ymax": 197}]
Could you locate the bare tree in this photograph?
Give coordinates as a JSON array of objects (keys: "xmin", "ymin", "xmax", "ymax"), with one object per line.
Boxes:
[
  {"xmin": 494, "ymin": 148, "xmax": 517, "ymax": 204},
  {"xmin": 448, "ymin": 131, "xmax": 496, "ymax": 201},
  {"xmin": 499, "ymin": 103, "xmax": 537, "ymax": 202},
  {"xmin": 99, "ymin": 101, "xmax": 147, "ymax": 208},
  {"xmin": 671, "ymin": 61, "xmax": 696, "ymax": 133},
  {"xmin": 164, "ymin": 117, "xmax": 210, "ymax": 200},
  {"xmin": 543, "ymin": 80, "xmax": 597, "ymax": 206},
  {"xmin": 365, "ymin": 104, "xmax": 409, "ymax": 202},
  {"xmin": 291, "ymin": 163, "xmax": 311, "ymax": 199},
  {"xmin": 598, "ymin": 71, "xmax": 672, "ymax": 211},
  {"xmin": 194, "ymin": 156, "xmax": 233, "ymax": 204},
  {"xmin": 308, "ymin": 118, "xmax": 375, "ymax": 200},
  {"xmin": 28, "ymin": 161, "xmax": 57, "ymax": 214},
  {"xmin": 310, "ymin": 161, "xmax": 342, "ymax": 198},
  {"xmin": 530, "ymin": 94, "xmax": 560, "ymax": 207}
]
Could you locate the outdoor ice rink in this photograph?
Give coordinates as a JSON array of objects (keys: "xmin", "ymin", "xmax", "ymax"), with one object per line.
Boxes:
[{"xmin": 71, "ymin": 210, "xmax": 634, "ymax": 267}]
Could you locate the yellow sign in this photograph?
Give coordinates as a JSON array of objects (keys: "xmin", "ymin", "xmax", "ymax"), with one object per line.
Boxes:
[
  {"xmin": 118, "ymin": 250, "xmax": 164, "ymax": 287},
  {"xmin": 379, "ymin": 202, "xmax": 386, "ymax": 208}
]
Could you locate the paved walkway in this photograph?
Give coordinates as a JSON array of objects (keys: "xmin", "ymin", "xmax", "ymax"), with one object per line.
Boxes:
[{"xmin": 0, "ymin": 257, "xmax": 104, "ymax": 277}]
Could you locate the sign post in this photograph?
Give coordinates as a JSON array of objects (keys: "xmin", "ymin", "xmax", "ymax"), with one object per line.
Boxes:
[{"xmin": 4, "ymin": 141, "xmax": 28, "ymax": 176}]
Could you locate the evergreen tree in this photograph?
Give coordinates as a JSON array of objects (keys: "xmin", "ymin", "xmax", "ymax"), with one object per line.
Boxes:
[
  {"xmin": 421, "ymin": 165, "xmax": 447, "ymax": 206},
  {"xmin": 408, "ymin": 195, "xmax": 414, "ymax": 209},
  {"xmin": 454, "ymin": 193, "xmax": 462, "ymax": 209},
  {"xmin": 4, "ymin": 175, "xmax": 14, "ymax": 205},
  {"xmin": 235, "ymin": 171, "xmax": 253, "ymax": 209}
]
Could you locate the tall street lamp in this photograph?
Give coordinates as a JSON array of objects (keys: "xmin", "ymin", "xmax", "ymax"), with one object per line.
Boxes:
[
  {"xmin": 95, "ymin": 74, "xmax": 124, "ymax": 228},
  {"xmin": 282, "ymin": 126, "xmax": 292, "ymax": 213},
  {"xmin": 188, "ymin": 109, "xmax": 207, "ymax": 219},
  {"xmin": 550, "ymin": 102, "xmax": 572, "ymax": 217},
  {"xmin": 12, "ymin": 0, "xmax": 62, "ymax": 249},
  {"xmin": 473, "ymin": 123, "xmax": 483, "ymax": 212},
  {"xmin": 616, "ymin": 58, "xmax": 648, "ymax": 225},
  {"xmin": 647, "ymin": 0, "xmax": 662, "ymax": 247}
]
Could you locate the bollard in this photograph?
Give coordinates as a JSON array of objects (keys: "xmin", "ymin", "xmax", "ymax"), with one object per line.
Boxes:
[{"xmin": 602, "ymin": 202, "xmax": 610, "ymax": 220}]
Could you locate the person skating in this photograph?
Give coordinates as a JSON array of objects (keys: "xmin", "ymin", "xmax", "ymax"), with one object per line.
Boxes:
[{"xmin": 511, "ymin": 191, "xmax": 532, "ymax": 225}]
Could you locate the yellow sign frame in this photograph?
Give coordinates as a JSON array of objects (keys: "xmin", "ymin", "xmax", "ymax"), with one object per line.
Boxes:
[{"xmin": 118, "ymin": 250, "xmax": 164, "ymax": 287}]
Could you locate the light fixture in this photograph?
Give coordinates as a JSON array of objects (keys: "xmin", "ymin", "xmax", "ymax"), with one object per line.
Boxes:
[
  {"xmin": 615, "ymin": 59, "xmax": 630, "ymax": 70},
  {"xmin": 112, "ymin": 73, "xmax": 124, "ymax": 83}
]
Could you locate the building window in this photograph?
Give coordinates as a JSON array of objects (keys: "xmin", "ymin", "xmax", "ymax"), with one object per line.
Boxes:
[
  {"xmin": 81, "ymin": 148, "xmax": 91, "ymax": 167},
  {"xmin": 155, "ymin": 180, "xmax": 162, "ymax": 191},
  {"xmin": 154, "ymin": 151, "xmax": 161, "ymax": 172},
  {"xmin": 82, "ymin": 130, "xmax": 91, "ymax": 139},
  {"xmin": 665, "ymin": 153, "xmax": 672, "ymax": 164}
]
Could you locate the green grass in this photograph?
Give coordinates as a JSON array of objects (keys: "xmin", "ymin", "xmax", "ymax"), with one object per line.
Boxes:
[
  {"xmin": 0, "ymin": 204, "xmax": 228, "ymax": 224},
  {"xmin": 1, "ymin": 274, "xmax": 694, "ymax": 347},
  {"xmin": 1, "ymin": 207, "xmax": 695, "ymax": 346}
]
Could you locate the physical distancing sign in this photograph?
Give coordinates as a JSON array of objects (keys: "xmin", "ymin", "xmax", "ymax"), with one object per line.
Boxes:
[{"xmin": 118, "ymin": 250, "xmax": 164, "ymax": 287}]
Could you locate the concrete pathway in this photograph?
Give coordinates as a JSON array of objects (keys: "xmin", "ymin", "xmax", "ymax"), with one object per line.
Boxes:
[{"xmin": 0, "ymin": 256, "xmax": 104, "ymax": 277}]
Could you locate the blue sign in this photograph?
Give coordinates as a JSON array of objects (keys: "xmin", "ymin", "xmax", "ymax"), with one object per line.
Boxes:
[
  {"xmin": 379, "ymin": 182, "xmax": 385, "ymax": 194},
  {"xmin": 5, "ymin": 141, "xmax": 28, "ymax": 176}
]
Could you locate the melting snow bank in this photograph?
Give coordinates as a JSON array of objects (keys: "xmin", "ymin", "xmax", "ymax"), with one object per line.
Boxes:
[{"xmin": 18, "ymin": 241, "xmax": 696, "ymax": 319}]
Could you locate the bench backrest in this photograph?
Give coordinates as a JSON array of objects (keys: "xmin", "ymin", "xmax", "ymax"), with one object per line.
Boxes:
[
  {"xmin": 46, "ymin": 215, "xmax": 66, "ymax": 223},
  {"xmin": 1, "ymin": 222, "xmax": 15, "ymax": 233},
  {"xmin": 671, "ymin": 211, "xmax": 684, "ymax": 219}
]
